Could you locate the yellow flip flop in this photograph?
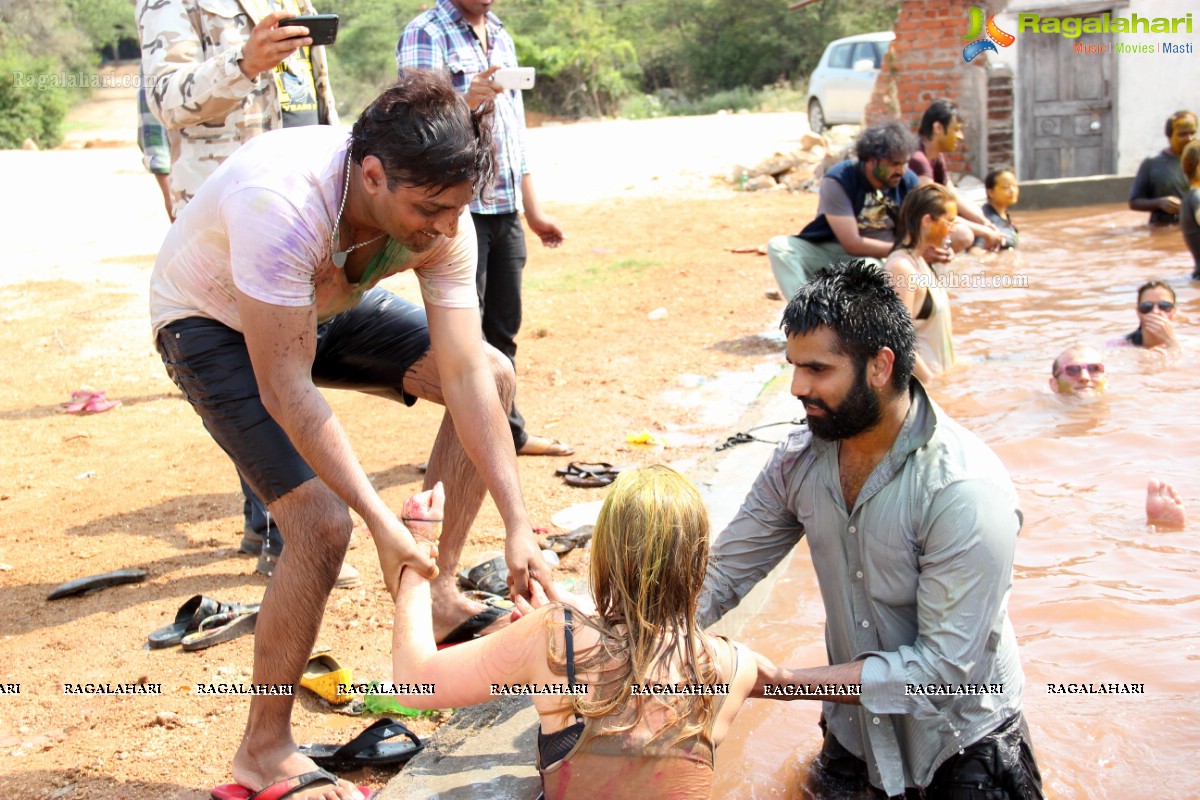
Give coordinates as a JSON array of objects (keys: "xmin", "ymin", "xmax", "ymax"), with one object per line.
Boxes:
[{"xmin": 301, "ymin": 651, "xmax": 354, "ymax": 705}]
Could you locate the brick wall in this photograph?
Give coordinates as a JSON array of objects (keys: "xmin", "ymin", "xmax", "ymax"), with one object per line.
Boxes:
[{"xmin": 864, "ymin": 0, "xmax": 1000, "ymax": 179}]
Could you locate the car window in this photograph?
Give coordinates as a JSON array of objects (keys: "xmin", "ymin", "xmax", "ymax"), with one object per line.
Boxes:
[
  {"xmin": 828, "ymin": 44, "xmax": 852, "ymax": 69},
  {"xmin": 851, "ymin": 42, "xmax": 880, "ymax": 68},
  {"xmin": 873, "ymin": 40, "xmax": 891, "ymax": 63}
]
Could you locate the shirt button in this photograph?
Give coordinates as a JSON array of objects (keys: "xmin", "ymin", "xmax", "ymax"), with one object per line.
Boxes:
[
  {"xmin": 849, "ymin": 526, "xmax": 857, "ymax": 533},
  {"xmin": 873, "ymin": 717, "xmax": 880, "ymax": 724},
  {"xmin": 856, "ymin": 571, "xmax": 864, "ymax": 579},
  {"xmin": 861, "ymin": 620, "xmax": 870, "ymax": 628}
]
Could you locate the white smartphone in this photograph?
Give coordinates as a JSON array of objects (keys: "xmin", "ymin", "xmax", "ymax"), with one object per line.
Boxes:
[{"xmin": 491, "ymin": 67, "xmax": 535, "ymax": 90}]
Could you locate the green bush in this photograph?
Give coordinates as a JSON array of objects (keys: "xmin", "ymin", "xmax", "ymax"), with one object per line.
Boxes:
[{"xmin": 0, "ymin": 49, "xmax": 71, "ymax": 148}]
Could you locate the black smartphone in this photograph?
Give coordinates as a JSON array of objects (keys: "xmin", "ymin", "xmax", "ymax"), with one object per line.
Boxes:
[{"xmin": 279, "ymin": 14, "xmax": 339, "ymax": 47}]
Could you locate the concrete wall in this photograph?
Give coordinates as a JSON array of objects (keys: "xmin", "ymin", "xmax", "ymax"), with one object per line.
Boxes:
[{"xmin": 991, "ymin": 0, "xmax": 1199, "ymax": 175}]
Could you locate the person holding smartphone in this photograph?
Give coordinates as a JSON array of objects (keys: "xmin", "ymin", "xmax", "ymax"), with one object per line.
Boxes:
[
  {"xmin": 138, "ymin": 0, "xmax": 359, "ymax": 588},
  {"xmin": 398, "ymin": 0, "xmax": 572, "ymax": 461}
]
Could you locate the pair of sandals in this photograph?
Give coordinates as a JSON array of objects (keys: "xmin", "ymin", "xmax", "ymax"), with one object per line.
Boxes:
[
  {"xmin": 147, "ymin": 595, "xmax": 260, "ymax": 651},
  {"xmin": 62, "ymin": 389, "xmax": 120, "ymax": 414},
  {"xmin": 556, "ymin": 462, "xmax": 631, "ymax": 488}
]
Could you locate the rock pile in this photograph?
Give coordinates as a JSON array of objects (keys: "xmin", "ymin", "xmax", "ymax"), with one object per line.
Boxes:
[{"xmin": 730, "ymin": 125, "xmax": 859, "ymax": 193}]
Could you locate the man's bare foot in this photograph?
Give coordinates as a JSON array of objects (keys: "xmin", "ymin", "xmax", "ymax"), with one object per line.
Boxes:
[
  {"xmin": 1146, "ymin": 479, "xmax": 1186, "ymax": 529},
  {"xmin": 231, "ymin": 741, "xmax": 365, "ymax": 800},
  {"xmin": 518, "ymin": 434, "xmax": 575, "ymax": 456}
]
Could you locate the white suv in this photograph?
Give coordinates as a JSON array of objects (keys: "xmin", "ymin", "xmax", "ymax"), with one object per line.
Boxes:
[{"xmin": 806, "ymin": 31, "xmax": 894, "ymax": 133}]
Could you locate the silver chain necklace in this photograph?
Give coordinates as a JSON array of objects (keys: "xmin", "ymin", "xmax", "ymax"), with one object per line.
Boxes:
[{"xmin": 330, "ymin": 149, "xmax": 386, "ymax": 269}]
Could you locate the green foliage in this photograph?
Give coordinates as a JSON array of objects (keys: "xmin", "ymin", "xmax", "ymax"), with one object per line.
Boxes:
[
  {"xmin": 312, "ymin": 0, "xmax": 899, "ymax": 120},
  {"xmin": 0, "ymin": 0, "xmax": 96, "ymax": 147},
  {"xmin": 0, "ymin": 49, "xmax": 71, "ymax": 148},
  {"xmin": 504, "ymin": 0, "xmax": 640, "ymax": 117},
  {"xmin": 65, "ymin": 0, "xmax": 135, "ymax": 59},
  {"xmin": 312, "ymin": 0, "xmax": 429, "ymax": 120}
]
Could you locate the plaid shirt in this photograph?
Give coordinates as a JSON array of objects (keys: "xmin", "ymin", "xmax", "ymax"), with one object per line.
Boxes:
[
  {"xmin": 137, "ymin": 69, "xmax": 170, "ymax": 175},
  {"xmin": 397, "ymin": 0, "xmax": 527, "ymax": 215}
]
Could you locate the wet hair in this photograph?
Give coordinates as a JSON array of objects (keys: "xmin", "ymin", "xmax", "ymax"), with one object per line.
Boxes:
[
  {"xmin": 1182, "ymin": 140, "xmax": 1200, "ymax": 180},
  {"xmin": 918, "ymin": 98, "xmax": 960, "ymax": 139},
  {"xmin": 1136, "ymin": 280, "xmax": 1176, "ymax": 304},
  {"xmin": 1164, "ymin": 110, "xmax": 1197, "ymax": 138},
  {"xmin": 552, "ymin": 466, "xmax": 721, "ymax": 746},
  {"xmin": 893, "ymin": 183, "xmax": 955, "ymax": 251},
  {"xmin": 985, "ymin": 167, "xmax": 1016, "ymax": 190},
  {"xmin": 350, "ymin": 69, "xmax": 495, "ymax": 194},
  {"xmin": 856, "ymin": 120, "xmax": 917, "ymax": 164},
  {"xmin": 781, "ymin": 259, "xmax": 916, "ymax": 393}
]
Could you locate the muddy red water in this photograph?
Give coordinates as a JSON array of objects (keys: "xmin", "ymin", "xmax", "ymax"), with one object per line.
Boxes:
[{"xmin": 712, "ymin": 204, "xmax": 1200, "ymax": 799}]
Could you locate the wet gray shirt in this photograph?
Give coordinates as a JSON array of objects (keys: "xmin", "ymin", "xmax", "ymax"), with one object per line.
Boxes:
[{"xmin": 699, "ymin": 382, "xmax": 1025, "ymax": 796}]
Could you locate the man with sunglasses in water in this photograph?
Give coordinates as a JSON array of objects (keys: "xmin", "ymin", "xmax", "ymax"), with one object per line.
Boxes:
[
  {"xmin": 1048, "ymin": 347, "xmax": 1187, "ymax": 529},
  {"xmin": 1049, "ymin": 345, "xmax": 1107, "ymax": 395}
]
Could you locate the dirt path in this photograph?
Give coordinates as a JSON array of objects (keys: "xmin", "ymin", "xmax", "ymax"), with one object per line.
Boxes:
[{"xmin": 0, "ymin": 86, "xmax": 817, "ymax": 799}]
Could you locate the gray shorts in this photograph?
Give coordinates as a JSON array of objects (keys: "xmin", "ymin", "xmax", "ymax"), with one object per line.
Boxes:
[{"xmin": 155, "ymin": 288, "xmax": 430, "ymax": 505}]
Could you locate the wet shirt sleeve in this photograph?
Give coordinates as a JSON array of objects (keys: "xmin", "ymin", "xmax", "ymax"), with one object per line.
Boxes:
[
  {"xmin": 698, "ymin": 436, "xmax": 806, "ymax": 629},
  {"xmin": 857, "ymin": 478, "xmax": 1019, "ymax": 718}
]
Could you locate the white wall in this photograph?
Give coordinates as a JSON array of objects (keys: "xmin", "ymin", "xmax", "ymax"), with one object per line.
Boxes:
[{"xmin": 993, "ymin": 0, "xmax": 1198, "ymax": 175}]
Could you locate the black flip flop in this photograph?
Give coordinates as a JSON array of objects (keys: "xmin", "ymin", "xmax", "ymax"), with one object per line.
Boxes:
[
  {"xmin": 463, "ymin": 555, "xmax": 509, "ymax": 595},
  {"xmin": 181, "ymin": 609, "xmax": 259, "ymax": 651},
  {"xmin": 148, "ymin": 595, "xmax": 258, "ymax": 649},
  {"xmin": 438, "ymin": 601, "xmax": 512, "ymax": 647},
  {"xmin": 300, "ymin": 718, "xmax": 424, "ymax": 770},
  {"xmin": 47, "ymin": 568, "xmax": 148, "ymax": 601},
  {"xmin": 556, "ymin": 462, "xmax": 632, "ymax": 488},
  {"xmin": 540, "ymin": 525, "xmax": 594, "ymax": 555}
]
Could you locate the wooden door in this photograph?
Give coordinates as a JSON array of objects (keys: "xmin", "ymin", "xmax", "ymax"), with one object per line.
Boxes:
[{"xmin": 1019, "ymin": 14, "xmax": 1116, "ymax": 178}]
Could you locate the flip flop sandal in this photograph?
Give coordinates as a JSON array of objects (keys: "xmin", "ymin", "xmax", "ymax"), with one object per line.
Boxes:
[
  {"xmin": 210, "ymin": 769, "xmax": 373, "ymax": 800},
  {"xmin": 300, "ymin": 717, "xmax": 424, "ymax": 770},
  {"xmin": 540, "ymin": 525, "xmax": 594, "ymax": 555},
  {"xmin": 300, "ymin": 652, "xmax": 354, "ymax": 705},
  {"xmin": 47, "ymin": 568, "xmax": 148, "ymax": 600},
  {"xmin": 563, "ymin": 473, "xmax": 617, "ymax": 488},
  {"xmin": 181, "ymin": 609, "xmax": 259, "ymax": 651},
  {"xmin": 148, "ymin": 595, "xmax": 259, "ymax": 649},
  {"xmin": 555, "ymin": 462, "xmax": 620, "ymax": 478},
  {"xmin": 463, "ymin": 555, "xmax": 509, "ymax": 596},
  {"xmin": 62, "ymin": 390, "xmax": 120, "ymax": 414},
  {"xmin": 437, "ymin": 603, "xmax": 511, "ymax": 648}
]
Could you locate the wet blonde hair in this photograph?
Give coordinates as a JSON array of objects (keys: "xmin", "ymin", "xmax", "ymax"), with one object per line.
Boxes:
[{"xmin": 548, "ymin": 466, "xmax": 722, "ymax": 744}]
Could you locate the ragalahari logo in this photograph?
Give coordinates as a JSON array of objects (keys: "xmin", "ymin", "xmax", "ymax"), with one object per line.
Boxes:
[{"xmin": 962, "ymin": 7, "xmax": 1015, "ymax": 62}]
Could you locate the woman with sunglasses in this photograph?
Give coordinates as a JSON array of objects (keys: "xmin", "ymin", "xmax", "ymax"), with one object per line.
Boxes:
[
  {"xmin": 388, "ymin": 466, "xmax": 759, "ymax": 799},
  {"xmin": 885, "ymin": 183, "xmax": 958, "ymax": 382},
  {"xmin": 1125, "ymin": 281, "xmax": 1179, "ymax": 349}
]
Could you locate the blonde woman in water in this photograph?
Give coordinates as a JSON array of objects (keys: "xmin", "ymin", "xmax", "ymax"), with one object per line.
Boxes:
[{"xmin": 389, "ymin": 466, "xmax": 758, "ymax": 799}]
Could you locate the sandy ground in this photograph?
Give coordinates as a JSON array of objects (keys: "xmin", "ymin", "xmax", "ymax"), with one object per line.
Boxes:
[{"xmin": 0, "ymin": 77, "xmax": 817, "ymax": 799}]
